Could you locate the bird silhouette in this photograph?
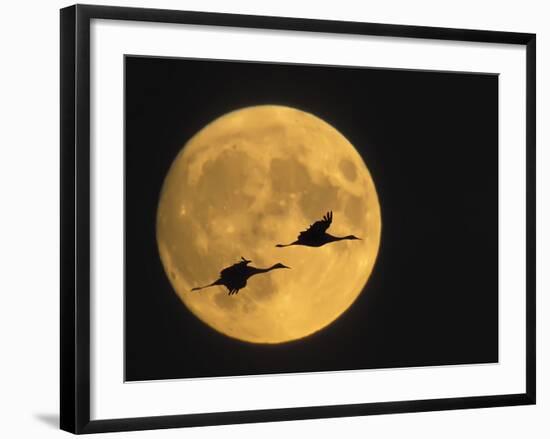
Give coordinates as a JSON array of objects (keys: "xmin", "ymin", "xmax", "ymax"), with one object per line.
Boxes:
[
  {"xmin": 191, "ymin": 257, "xmax": 290, "ymax": 295},
  {"xmin": 276, "ymin": 211, "xmax": 361, "ymax": 248}
]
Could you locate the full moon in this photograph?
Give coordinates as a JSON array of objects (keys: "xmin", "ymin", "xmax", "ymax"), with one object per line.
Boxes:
[{"xmin": 157, "ymin": 105, "xmax": 381, "ymax": 343}]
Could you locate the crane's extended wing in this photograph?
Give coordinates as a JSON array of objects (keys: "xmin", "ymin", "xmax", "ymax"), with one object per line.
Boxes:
[
  {"xmin": 219, "ymin": 258, "xmax": 250, "ymax": 278},
  {"xmin": 298, "ymin": 211, "xmax": 333, "ymax": 239}
]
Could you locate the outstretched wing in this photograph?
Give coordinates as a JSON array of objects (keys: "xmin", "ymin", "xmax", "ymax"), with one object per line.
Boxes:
[
  {"xmin": 298, "ymin": 211, "xmax": 333, "ymax": 240},
  {"xmin": 219, "ymin": 259, "xmax": 249, "ymax": 279}
]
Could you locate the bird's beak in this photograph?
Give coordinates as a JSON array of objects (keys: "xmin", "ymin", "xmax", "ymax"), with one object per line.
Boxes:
[{"xmin": 283, "ymin": 265, "xmax": 291, "ymax": 269}]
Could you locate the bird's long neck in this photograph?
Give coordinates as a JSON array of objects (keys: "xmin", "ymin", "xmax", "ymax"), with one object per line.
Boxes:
[
  {"xmin": 328, "ymin": 234, "xmax": 357, "ymax": 242},
  {"xmin": 248, "ymin": 265, "xmax": 281, "ymax": 276}
]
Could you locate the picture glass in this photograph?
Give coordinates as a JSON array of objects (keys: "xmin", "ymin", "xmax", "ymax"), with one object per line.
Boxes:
[{"xmin": 124, "ymin": 55, "xmax": 498, "ymax": 382}]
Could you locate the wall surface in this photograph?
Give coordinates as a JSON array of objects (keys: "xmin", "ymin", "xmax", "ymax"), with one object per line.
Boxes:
[{"xmin": 0, "ymin": 0, "xmax": 547, "ymax": 437}]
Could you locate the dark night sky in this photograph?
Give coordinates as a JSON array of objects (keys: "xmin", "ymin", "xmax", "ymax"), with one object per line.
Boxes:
[{"xmin": 125, "ymin": 55, "xmax": 498, "ymax": 381}]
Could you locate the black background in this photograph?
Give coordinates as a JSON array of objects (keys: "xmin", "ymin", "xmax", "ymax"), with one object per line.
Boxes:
[{"xmin": 125, "ymin": 56, "xmax": 498, "ymax": 381}]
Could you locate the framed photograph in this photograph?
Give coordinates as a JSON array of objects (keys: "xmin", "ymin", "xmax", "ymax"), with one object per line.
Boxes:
[{"xmin": 60, "ymin": 4, "xmax": 536, "ymax": 434}]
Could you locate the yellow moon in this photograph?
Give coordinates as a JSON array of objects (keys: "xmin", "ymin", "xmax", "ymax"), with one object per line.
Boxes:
[{"xmin": 157, "ymin": 105, "xmax": 381, "ymax": 344}]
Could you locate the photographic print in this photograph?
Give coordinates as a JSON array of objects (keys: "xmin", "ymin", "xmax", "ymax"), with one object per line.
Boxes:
[
  {"xmin": 60, "ymin": 6, "xmax": 536, "ymax": 432},
  {"xmin": 124, "ymin": 55, "xmax": 498, "ymax": 382}
]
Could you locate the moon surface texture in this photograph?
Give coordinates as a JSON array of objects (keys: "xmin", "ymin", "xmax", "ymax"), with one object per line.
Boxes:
[{"xmin": 157, "ymin": 105, "xmax": 381, "ymax": 344}]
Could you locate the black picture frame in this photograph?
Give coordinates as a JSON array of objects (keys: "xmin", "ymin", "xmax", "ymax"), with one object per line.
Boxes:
[{"xmin": 60, "ymin": 4, "xmax": 536, "ymax": 434}]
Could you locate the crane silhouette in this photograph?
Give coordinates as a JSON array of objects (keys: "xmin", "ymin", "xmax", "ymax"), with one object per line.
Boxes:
[
  {"xmin": 191, "ymin": 257, "xmax": 290, "ymax": 295},
  {"xmin": 276, "ymin": 211, "xmax": 361, "ymax": 248}
]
